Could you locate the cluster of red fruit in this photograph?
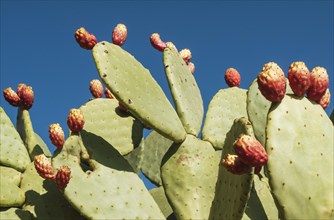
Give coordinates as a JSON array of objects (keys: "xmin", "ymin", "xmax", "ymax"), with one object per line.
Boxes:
[{"xmin": 3, "ymin": 84, "xmax": 34, "ymax": 110}]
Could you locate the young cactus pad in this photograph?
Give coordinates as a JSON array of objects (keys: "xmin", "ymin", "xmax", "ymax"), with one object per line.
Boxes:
[
  {"xmin": 265, "ymin": 95, "xmax": 334, "ymax": 219},
  {"xmin": 163, "ymin": 47, "xmax": 204, "ymax": 136},
  {"xmin": 209, "ymin": 117, "xmax": 255, "ymax": 220},
  {"xmin": 202, "ymin": 87, "xmax": 248, "ymax": 149},
  {"xmin": 92, "ymin": 41, "xmax": 186, "ymax": 143}
]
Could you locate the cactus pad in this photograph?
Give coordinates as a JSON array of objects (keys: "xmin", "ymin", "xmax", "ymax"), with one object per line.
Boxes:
[
  {"xmin": 209, "ymin": 117, "xmax": 254, "ymax": 220},
  {"xmin": 80, "ymin": 98, "xmax": 143, "ymax": 155},
  {"xmin": 92, "ymin": 41, "xmax": 186, "ymax": 143},
  {"xmin": 149, "ymin": 186, "xmax": 174, "ymax": 219},
  {"xmin": 161, "ymin": 135, "xmax": 219, "ymax": 219},
  {"xmin": 266, "ymin": 95, "xmax": 334, "ymax": 219},
  {"xmin": 0, "ymin": 166, "xmax": 21, "ymax": 186},
  {"xmin": 163, "ymin": 47, "xmax": 204, "ymax": 136},
  {"xmin": 141, "ymin": 131, "xmax": 174, "ymax": 186},
  {"xmin": 0, "ymin": 107, "xmax": 30, "ymax": 172},
  {"xmin": 0, "ymin": 182, "xmax": 25, "ymax": 207},
  {"xmin": 0, "ymin": 208, "xmax": 32, "ymax": 220},
  {"xmin": 202, "ymin": 87, "xmax": 248, "ymax": 149},
  {"xmin": 52, "ymin": 135, "xmax": 165, "ymax": 219},
  {"xmin": 124, "ymin": 138, "xmax": 145, "ymax": 174}
]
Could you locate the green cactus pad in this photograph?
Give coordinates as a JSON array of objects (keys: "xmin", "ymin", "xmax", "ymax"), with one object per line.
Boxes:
[
  {"xmin": 149, "ymin": 186, "xmax": 174, "ymax": 219},
  {"xmin": 243, "ymin": 174, "xmax": 279, "ymax": 219},
  {"xmin": 16, "ymin": 108, "xmax": 50, "ymax": 159},
  {"xmin": 92, "ymin": 41, "xmax": 186, "ymax": 143},
  {"xmin": 209, "ymin": 117, "xmax": 255, "ymax": 220},
  {"xmin": 163, "ymin": 47, "xmax": 204, "ymax": 136},
  {"xmin": 20, "ymin": 162, "xmax": 84, "ymax": 219},
  {"xmin": 80, "ymin": 98, "xmax": 143, "ymax": 155},
  {"xmin": 265, "ymin": 95, "xmax": 334, "ymax": 219},
  {"xmin": 0, "ymin": 182, "xmax": 25, "ymax": 208},
  {"xmin": 0, "ymin": 166, "xmax": 21, "ymax": 186},
  {"xmin": 141, "ymin": 131, "xmax": 174, "ymax": 186},
  {"xmin": 330, "ymin": 109, "xmax": 334, "ymax": 124},
  {"xmin": 202, "ymin": 87, "xmax": 248, "ymax": 149},
  {"xmin": 52, "ymin": 135, "xmax": 165, "ymax": 219},
  {"xmin": 246, "ymin": 79, "xmax": 271, "ymax": 146},
  {"xmin": 0, "ymin": 208, "xmax": 32, "ymax": 220},
  {"xmin": 34, "ymin": 133, "xmax": 51, "ymax": 157},
  {"xmin": 124, "ymin": 138, "xmax": 144, "ymax": 174},
  {"xmin": 0, "ymin": 107, "xmax": 30, "ymax": 172},
  {"xmin": 161, "ymin": 134, "xmax": 219, "ymax": 219}
]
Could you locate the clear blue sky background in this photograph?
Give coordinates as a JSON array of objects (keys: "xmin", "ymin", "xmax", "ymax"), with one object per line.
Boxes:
[{"xmin": 1, "ymin": 1, "xmax": 333, "ymax": 189}]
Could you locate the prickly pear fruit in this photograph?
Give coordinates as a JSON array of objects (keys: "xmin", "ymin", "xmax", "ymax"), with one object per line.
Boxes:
[
  {"xmin": 34, "ymin": 154, "xmax": 55, "ymax": 180},
  {"xmin": 118, "ymin": 101, "xmax": 128, "ymax": 113},
  {"xmin": 67, "ymin": 108, "xmax": 85, "ymax": 133},
  {"xmin": 16, "ymin": 84, "xmax": 34, "ymax": 110},
  {"xmin": 104, "ymin": 88, "xmax": 115, "ymax": 99},
  {"xmin": 74, "ymin": 27, "xmax": 97, "ymax": 50},
  {"xmin": 179, "ymin": 48, "xmax": 192, "ymax": 63},
  {"xmin": 3, "ymin": 87, "xmax": 21, "ymax": 107},
  {"xmin": 49, "ymin": 123, "xmax": 65, "ymax": 149},
  {"xmin": 288, "ymin": 61, "xmax": 311, "ymax": 96},
  {"xmin": 112, "ymin": 23, "xmax": 127, "ymax": 46},
  {"xmin": 257, "ymin": 62, "xmax": 286, "ymax": 102},
  {"xmin": 166, "ymin": 41, "xmax": 178, "ymax": 51},
  {"xmin": 222, "ymin": 154, "xmax": 251, "ymax": 175},
  {"xmin": 224, "ymin": 68, "xmax": 241, "ymax": 87},
  {"xmin": 233, "ymin": 134, "xmax": 268, "ymax": 167},
  {"xmin": 89, "ymin": 79, "xmax": 104, "ymax": 98},
  {"xmin": 150, "ymin": 33, "xmax": 166, "ymax": 52},
  {"xmin": 55, "ymin": 166, "xmax": 71, "ymax": 190},
  {"xmin": 317, "ymin": 88, "xmax": 330, "ymax": 109},
  {"xmin": 307, "ymin": 66, "xmax": 329, "ymax": 102},
  {"xmin": 187, "ymin": 62, "xmax": 195, "ymax": 74}
]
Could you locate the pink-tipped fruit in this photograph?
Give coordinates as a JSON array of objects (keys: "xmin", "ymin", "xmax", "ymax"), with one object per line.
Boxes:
[
  {"xmin": 74, "ymin": 27, "xmax": 97, "ymax": 50},
  {"xmin": 150, "ymin": 33, "xmax": 166, "ymax": 52},
  {"xmin": 187, "ymin": 62, "xmax": 195, "ymax": 74},
  {"xmin": 288, "ymin": 61, "xmax": 311, "ymax": 96},
  {"xmin": 224, "ymin": 68, "xmax": 241, "ymax": 87},
  {"xmin": 3, "ymin": 87, "xmax": 21, "ymax": 107},
  {"xmin": 34, "ymin": 154, "xmax": 55, "ymax": 180},
  {"xmin": 67, "ymin": 108, "xmax": 85, "ymax": 133},
  {"xmin": 89, "ymin": 79, "xmax": 103, "ymax": 98},
  {"xmin": 257, "ymin": 62, "xmax": 286, "ymax": 102},
  {"xmin": 222, "ymin": 154, "xmax": 251, "ymax": 175},
  {"xmin": 166, "ymin": 42, "xmax": 178, "ymax": 52},
  {"xmin": 317, "ymin": 88, "xmax": 330, "ymax": 109},
  {"xmin": 233, "ymin": 135, "xmax": 268, "ymax": 167},
  {"xmin": 55, "ymin": 166, "xmax": 71, "ymax": 190},
  {"xmin": 179, "ymin": 48, "xmax": 192, "ymax": 63},
  {"xmin": 118, "ymin": 101, "xmax": 128, "ymax": 113},
  {"xmin": 307, "ymin": 66, "xmax": 329, "ymax": 102},
  {"xmin": 16, "ymin": 84, "xmax": 34, "ymax": 110},
  {"xmin": 49, "ymin": 123, "xmax": 65, "ymax": 149},
  {"xmin": 112, "ymin": 23, "xmax": 127, "ymax": 46},
  {"xmin": 104, "ymin": 88, "xmax": 115, "ymax": 99}
]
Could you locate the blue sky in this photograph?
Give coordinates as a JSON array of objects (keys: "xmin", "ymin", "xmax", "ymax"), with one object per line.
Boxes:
[{"xmin": 1, "ymin": 1, "xmax": 333, "ymax": 189}]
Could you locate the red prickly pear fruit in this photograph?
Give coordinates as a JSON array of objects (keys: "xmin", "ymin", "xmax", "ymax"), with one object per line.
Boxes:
[
  {"xmin": 150, "ymin": 33, "xmax": 166, "ymax": 52},
  {"xmin": 104, "ymin": 88, "xmax": 115, "ymax": 99},
  {"xmin": 233, "ymin": 135, "xmax": 268, "ymax": 167},
  {"xmin": 34, "ymin": 154, "xmax": 55, "ymax": 180},
  {"xmin": 254, "ymin": 166, "xmax": 262, "ymax": 174},
  {"xmin": 166, "ymin": 42, "xmax": 178, "ymax": 52},
  {"xmin": 16, "ymin": 84, "xmax": 34, "ymax": 110},
  {"xmin": 118, "ymin": 101, "xmax": 128, "ymax": 113},
  {"xmin": 74, "ymin": 27, "xmax": 97, "ymax": 50},
  {"xmin": 224, "ymin": 68, "xmax": 241, "ymax": 87},
  {"xmin": 257, "ymin": 62, "xmax": 286, "ymax": 102},
  {"xmin": 49, "ymin": 123, "xmax": 65, "ymax": 149},
  {"xmin": 317, "ymin": 88, "xmax": 330, "ymax": 109},
  {"xmin": 288, "ymin": 61, "xmax": 311, "ymax": 96},
  {"xmin": 307, "ymin": 66, "xmax": 329, "ymax": 102},
  {"xmin": 55, "ymin": 166, "xmax": 71, "ymax": 190},
  {"xmin": 222, "ymin": 154, "xmax": 251, "ymax": 175},
  {"xmin": 187, "ymin": 62, "xmax": 195, "ymax": 75},
  {"xmin": 112, "ymin": 23, "xmax": 127, "ymax": 46},
  {"xmin": 179, "ymin": 48, "xmax": 192, "ymax": 63},
  {"xmin": 89, "ymin": 79, "xmax": 104, "ymax": 98},
  {"xmin": 3, "ymin": 87, "xmax": 21, "ymax": 107},
  {"xmin": 67, "ymin": 108, "xmax": 85, "ymax": 133}
]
